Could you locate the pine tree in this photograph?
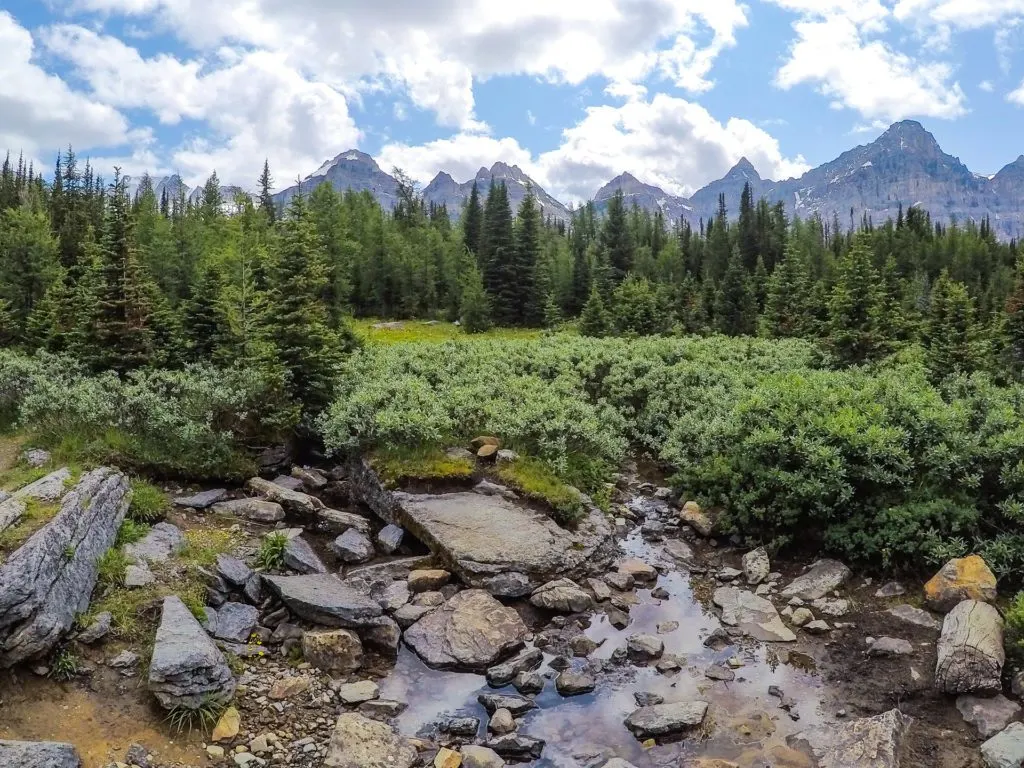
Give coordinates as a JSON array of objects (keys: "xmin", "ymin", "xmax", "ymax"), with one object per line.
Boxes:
[
  {"xmin": 183, "ymin": 260, "xmax": 227, "ymax": 360},
  {"xmin": 600, "ymin": 189, "xmax": 634, "ymax": 284},
  {"xmin": 201, "ymin": 171, "xmax": 223, "ymax": 222},
  {"xmin": 1006, "ymin": 269, "xmax": 1024, "ymax": 379},
  {"xmin": 0, "ymin": 206, "xmax": 58, "ymax": 342},
  {"xmin": 463, "ymin": 181, "xmax": 483, "ymax": 259},
  {"xmin": 925, "ymin": 271, "xmax": 989, "ymax": 377},
  {"xmin": 579, "ymin": 287, "xmax": 612, "ymax": 337},
  {"xmin": 761, "ymin": 246, "xmax": 811, "ymax": 338},
  {"xmin": 706, "ymin": 193, "xmax": 731, "ymax": 282},
  {"xmin": 826, "ymin": 241, "xmax": 890, "ymax": 364},
  {"xmin": 258, "ymin": 160, "xmax": 276, "ymax": 223},
  {"xmin": 480, "ymin": 182, "xmax": 515, "ymax": 325},
  {"xmin": 714, "ymin": 247, "xmax": 757, "ymax": 336},
  {"xmin": 611, "ymin": 275, "xmax": 665, "ymax": 336},
  {"xmin": 543, "ymin": 292, "xmax": 563, "ymax": 329},
  {"xmin": 514, "ymin": 187, "xmax": 542, "ymax": 325},
  {"xmin": 738, "ymin": 182, "xmax": 759, "ymax": 270},
  {"xmin": 459, "ymin": 263, "xmax": 492, "ymax": 333}
]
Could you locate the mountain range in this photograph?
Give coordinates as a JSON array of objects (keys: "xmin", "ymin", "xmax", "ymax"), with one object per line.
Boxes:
[{"xmin": 148, "ymin": 121, "xmax": 1024, "ymax": 240}]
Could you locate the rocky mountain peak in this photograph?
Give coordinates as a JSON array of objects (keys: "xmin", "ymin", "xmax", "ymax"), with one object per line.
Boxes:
[
  {"xmin": 727, "ymin": 157, "xmax": 760, "ymax": 180},
  {"xmin": 307, "ymin": 150, "xmax": 379, "ymax": 181},
  {"xmin": 875, "ymin": 120, "xmax": 941, "ymax": 156}
]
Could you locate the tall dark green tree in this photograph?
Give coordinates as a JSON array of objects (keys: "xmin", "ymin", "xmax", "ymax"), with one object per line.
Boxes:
[
  {"xmin": 459, "ymin": 263, "xmax": 492, "ymax": 333},
  {"xmin": 463, "ymin": 181, "xmax": 483, "ymax": 259},
  {"xmin": 600, "ymin": 189, "xmax": 634, "ymax": 284},
  {"xmin": 258, "ymin": 160, "xmax": 276, "ymax": 223},
  {"xmin": 826, "ymin": 241, "xmax": 890, "ymax": 364},
  {"xmin": 579, "ymin": 286, "xmax": 612, "ymax": 337},
  {"xmin": 925, "ymin": 271, "xmax": 989, "ymax": 377},
  {"xmin": 514, "ymin": 187, "xmax": 542, "ymax": 325},
  {"xmin": 480, "ymin": 181, "xmax": 515, "ymax": 325}
]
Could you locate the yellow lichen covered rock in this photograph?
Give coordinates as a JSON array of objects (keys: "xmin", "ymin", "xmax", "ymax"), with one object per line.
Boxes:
[{"xmin": 924, "ymin": 555, "xmax": 997, "ymax": 613}]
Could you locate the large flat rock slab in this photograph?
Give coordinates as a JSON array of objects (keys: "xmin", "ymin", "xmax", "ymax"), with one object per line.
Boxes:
[
  {"xmin": 0, "ymin": 740, "xmax": 81, "ymax": 767},
  {"xmin": 263, "ymin": 574, "xmax": 383, "ymax": 628},
  {"xmin": 713, "ymin": 587, "xmax": 796, "ymax": 642}
]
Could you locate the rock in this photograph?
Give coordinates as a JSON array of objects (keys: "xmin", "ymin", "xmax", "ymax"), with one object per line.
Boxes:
[
  {"xmin": 302, "ymin": 629, "xmax": 364, "ymax": 673},
  {"xmin": 982, "ymin": 722, "xmax": 1024, "ymax": 768},
  {"xmin": 415, "ymin": 591, "xmax": 446, "ymax": 607},
  {"xmin": 957, "ymin": 695, "xmax": 1022, "ymax": 738},
  {"xmin": 77, "ymin": 612, "xmax": 111, "ymax": 644},
  {"xmin": 273, "ymin": 474, "xmax": 304, "ymax": 490},
  {"xmin": 484, "ymin": 734, "xmax": 545, "ymax": 760},
  {"xmin": 324, "ymin": 713, "xmax": 417, "ymax": 768},
  {"xmin": 212, "ymin": 706, "xmax": 241, "ymax": 741},
  {"xmin": 556, "ymin": 670, "xmax": 596, "ymax": 696},
  {"xmin": 513, "ymin": 671, "xmax": 544, "ymax": 694},
  {"xmin": 704, "ymin": 664, "xmax": 736, "ymax": 682},
  {"xmin": 408, "ymin": 569, "xmax": 451, "ymax": 593},
  {"xmin": 380, "ymin": 581, "xmax": 411, "ymax": 612},
  {"xmin": 404, "ymin": 590, "xmax": 528, "ymax": 671},
  {"xmin": 148, "ymin": 596, "xmax": 236, "ymax": 710},
  {"xmin": 212, "ymin": 498, "xmax": 285, "ymax": 523},
  {"xmin": 529, "ymin": 579, "xmax": 594, "ymax": 613},
  {"xmin": 925, "ymin": 554, "xmax": 998, "ymax": 612},
  {"xmin": 17, "ymin": 467, "xmax": 72, "ymax": 502},
  {"xmin": 292, "ymin": 466, "xmax": 328, "ymax": 490},
  {"xmin": 604, "ymin": 572, "xmax": 634, "ymax": 592},
  {"xmin": 663, "ymin": 539, "xmax": 696, "ymax": 567},
  {"xmin": 805, "ymin": 620, "xmax": 830, "ymax": 634},
  {"xmin": 718, "ymin": 567, "xmax": 743, "ymax": 582},
  {"xmin": 624, "ymin": 701, "xmax": 709, "ymax": 740},
  {"xmin": 713, "ymin": 587, "xmax": 796, "ymax": 643},
  {"xmin": 460, "ymin": 746, "xmax": 504, "ymax": 768},
  {"xmin": 618, "ymin": 559, "xmax": 657, "ymax": 583},
  {"xmin": 434, "ymin": 747, "xmax": 462, "ymax": 768},
  {"xmin": 627, "ymin": 634, "xmax": 665, "ymax": 660},
  {"xmin": 438, "ymin": 717, "xmax": 481, "ymax": 737},
  {"xmin": 489, "ymin": 708, "xmax": 517, "ymax": 735},
  {"xmin": 109, "ymin": 650, "xmax": 139, "ymax": 669},
  {"xmin": 887, "ymin": 604, "xmax": 941, "ymax": 631},
  {"xmin": 247, "ymin": 477, "xmax": 324, "ymax": 515},
  {"xmin": 485, "ymin": 648, "xmax": 543, "ymax": 687},
  {"xmin": 742, "ymin": 547, "xmax": 770, "ymax": 585},
  {"xmin": 269, "ymin": 676, "xmax": 312, "ymax": 700},
  {"xmin": 571, "ymin": 635, "xmax": 598, "ymax": 656},
  {"xmin": 376, "ymin": 525, "xmax": 404, "ymax": 555},
  {"xmin": 0, "ymin": 740, "xmax": 81, "ymax": 767},
  {"xmin": 214, "ymin": 602, "xmax": 259, "ymax": 643},
  {"xmin": 587, "ymin": 578, "xmax": 612, "ymax": 602},
  {"xmin": 216, "ymin": 554, "xmax": 253, "ymax": 588},
  {"xmin": 394, "ymin": 604, "xmax": 435, "ymax": 627},
  {"xmin": 780, "ymin": 560, "xmax": 851, "ymax": 601},
  {"xmin": 359, "ymin": 699, "xmax": 407, "ymax": 719},
  {"xmin": 634, "ymin": 692, "xmax": 664, "ymax": 707},
  {"xmin": 875, "ymin": 582, "xmax": 906, "ymax": 598},
  {"xmin": 22, "ymin": 448, "xmax": 51, "ymax": 468},
  {"xmin": 330, "ymin": 529, "xmax": 375, "ymax": 564},
  {"xmin": 124, "ymin": 563, "xmax": 155, "ymax": 588},
  {"xmin": 124, "ymin": 522, "xmax": 185, "ymax": 565},
  {"xmin": 790, "ymin": 608, "xmax": 814, "ymax": 627},
  {"xmin": 337, "ymin": 680, "xmax": 380, "ymax": 705},
  {"xmin": 657, "ymin": 621, "xmax": 679, "ymax": 635},
  {"xmin": 173, "ymin": 489, "xmax": 228, "ymax": 509},
  {"xmin": 788, "ymin": 709, "xmax": 910, "ymax": 768},
  {"xmin": 363, "ymin": 616, "xmax": 401, "ymax": 655},
  {"xmin": 0, "ymin": 468, "xmax": 130, "ymax": 666},
  {"xmin": 244, "ymin": 573, "xmax": 263, "ymax": 604},
  {"xmin": 867, "ymin": 637, "xmax": 914, "ymax": 657},
  {"xmin": 935, "ymin": 600, "xmax": 1004, "ymax": 694},
  {"xmin": 207, "ymin": 745, "xmax": 225, "ymax": 759},
  {"xmin": 264, "ymin": 574, "xmax": 383, "ymax": 627},
  {"xmin": 679, "ymin": 501, "xmax": 715, "ymax": 537},
  {"xmin": 813, "ymin": 598, "xmax": 850, "ymax": 618},
  {"xmin": 283, "ymin": 535, "xmax": 328, "ymax": 574},
  {"xmin": 478, "ymin": 693, "xmax": 537, "ymax": 717},
  {"xmin": 319, "ymin": 508, "xmax": 373, "ymax": 536}
]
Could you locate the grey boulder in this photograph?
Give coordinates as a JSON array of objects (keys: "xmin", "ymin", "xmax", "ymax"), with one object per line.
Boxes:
[
  {"xmin": 624, "ymin": 701, "xmax": 708, "ymax": 739},
  {"xmin": 212, "ymin": 498, "xmax": 285, "ymax": 523},
  {"xmin": 982, "ymin": 722, "xmax": 1024, "ymax": 768},
  {"xmin": 214, "ymin": 602, "xmax": 259, "ymax": 643},
  {"xmin": 324, "ymin": 713, "xmax": 416, "ymax": 768},
  {"xmin": 282, "ymin": 533, "xmax": 328, "ymax": 574},
  {"xmin": 376, "ymin": 524, "xmax": 404, "ymax": 554},
  {"xmin": 0, "ymin": 740, "xmax": 81, "ymax": 767},
  {"xmin": 957, "ymin": 695, "xmax": 1022, "ymax": 739},
  {"xmin": 330, "ymin": 529, "xmax": 375, "ymax": 564},
  {"xmin": 789, "ymin": 709, "xmax": 911, "ymax": 768},
  {"xmin": 124, "ymin": 522, "xmax": 185, "ymax": 564},
  {"xmin": 780, "ymin": 559, "xmax": 851, "ymax": 601},
  {"xmin": 529, "ymin": 579, "xmax": 593, "ymax": 613},
  {"xmin": 173, "ymin": 489, "xmax": 227, "ymax": 509},
  {"xmin": 713, "ymin": 586, "xmax": 796, "ymax": 642},
  {"xmin": 485, "ymin": 647, "xmax": 543, "ymax": 687},
  {"xmin": 742, "ymin": 547, "xmax": 770, "ymax": 585},
  {"xmin": 263, "ymin": 573, "xmax": 383, "ymax": 628}
]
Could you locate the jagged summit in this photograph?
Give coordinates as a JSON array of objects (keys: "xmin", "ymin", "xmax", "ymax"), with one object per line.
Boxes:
[{"xmin": 725, "ymin": 157, "xmax": 760, "ymax": 181}]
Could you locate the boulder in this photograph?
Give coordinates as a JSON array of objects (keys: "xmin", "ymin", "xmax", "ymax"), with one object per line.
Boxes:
[
  {"xmin": 173, "ymin": 489, "xmax": 228, "ymax": 509},
  {"xmin": 489, "ymin": 708, "xmax": 517, "ymax": 734},
  {"xmin": 484, "ymin": 734, "xmax": 545, "ymax": 760},
  {"xmin": 957, "ymin": 695, "xmax": 1022, "ymax": 739},
  {"xmin": 0, "ymin": 740, "xmax": 81, "ymax": 767},
  {"xmin": 867, "ymin": 637, "xmax": 914, "ymax": 657},
  {"xmin": 17, "ymin": 467, "xmax": 72, "ymax": 502},
  {"xmin": 529, "ymin": 579, "xmax": 593, "ymax": 613},
  {"xmin": 478, "ymin": 693, "xmax": 537, "ymax": 717},
  {"xmin": 788, "ymin": 709, "xmax": 910, "ymax": 768},
  {"xmin": 247, "ymin": 477, "xmax": 324, "ymax": 515},
  {"xmin": 663, "ymin": 539, "xmax": 696, "ymax": 568},
  {"xmin": 408, "ymin": 569, "xmax": 451, "ymax": 592},
  {"xmin": 460, "ymin": 746, "xmax": 504, "ymax": 768},
  {"xmin": 627, "ymin": 633, "xmax": 665, "ymax": 660},
  {"xmin": 404, "ymin": 590, "xmax": 528, "ymax": 671},
  {"xmin": 485, "ymin": 647, "xmax": 543, "ymax": 687},
  {"xmin": 713, "ymin": 587, "xmax": 796, "ymax": 642},
  {"xmin": 380, "ymin": 581, "xmax": 411, "ymax": 612},
  {"xmin": 212, "ymin": 498, "xmax": 285, "ymax": 523},
  {"xmin": 556, "ymin": 670, "xmax": 596, "ymax": 696},
  {"xmin": 292, "ymin": 466, "xmax": 328, "ymax": 490},
  {"xmin": 21, "ymin": 448, "xmax": 51, "ymax": 468},
  {"xmin": 0, "ymin": 468, "xmax": 130, "ymax": 666},
  {"xmin": 324, "ymin": 713, "xmax": 417, "ymax": 768},
  {"xmin": 875, "ymin": 582, "xmax": 906, "ymax": 598},
  {"xmin": 363, "ymin": 616, "xmax": 401, "ymax": 655},
  {"xmin": 77, "ymin": 612, "xmax": 112, "ymax": 645},
  {"xmin": 318, "ymin": 508, "xmax": 373, "ymax": 536},
  {"xmin": 679, "ymin": 501, "xmax": 715, "ymax": 537},
  {"xmin": 376, "ymin": 525, "xmax": 404, "ymax": 554},
  {"xmin": 604, "ymin": 572, "xmax": 634, "ymax": 592},
  {"xmin": 887, "ymin": 604, "xmax": 941, "ymax": 631},
  {"xmin": 624, "ymin": 701, "xmax": 709, "ymax": 740},
  {"xmin": 925, "ymin": 555, "xmax": 997, "ymax": 613},
  {"xmin": 337, "ymin": 680, "xmax": 380, "ymax": 704},
  {"xmin": 282, "ymin": 533, "xmax": 328, "ymax": 574},
  {"xmin": 148, "ymin": 596, "xmax": 236, "ymax": 710},
  {"xmin": 212, "ymin": 706, "xmax": 241, "ymax": 741},
  {"xmin": 780, "ymin": 560, "xmax": 851, "ymax": 601},
  {"xmin": 124, "ymin": 563, "xmax": 155, "ymax": 588},
  {"xmin": 618, "ymin": 559, "xmax": 657, "ymax": 583},
  {"xmin": 273, "ymin": 475, "xmax": 304, "ymax": 491},
  {"xmin": 302, "ymin": 629, "xmax": 364, "ymax": 673},
  {"xmin": 742, "ymin": 547, "xmax": 770, "ymax": 585},
  {"xmin": 330, "ymin": 529, "xmax": 375, "ymax": 564},
  {"xmin": 214, "ymin": 602, "xmax": 259, "ymax": 643},
  {"xmin": 124, "ymin": 522, "xmax": 185, "ymax": 564},
  {"xmin": 269, "ymin": 675, "xmax": 312, "ymax": 700},
  {"xmin": 263, "ymin": 574, "xmax": 383, "ymax": 628},
  {"xmin": 982, "ymin": 722, "xmax": 1024, "ymax": 768},
  {"xmin": 935, "ymin": 600, "xmax": 1004, "ymax": 695},
  {"xmin": 216, "ymin": 554, "xmax": 253, "ymax": 588},
  {"xmin": 394, "ymin": 604, "xmax": 435, "ymax": 627}
]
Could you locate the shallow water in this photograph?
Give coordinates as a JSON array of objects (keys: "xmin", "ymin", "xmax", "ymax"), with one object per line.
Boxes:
[{"xmin": 380, "ymin": 530, "xmax": 830, "ymax": 767}]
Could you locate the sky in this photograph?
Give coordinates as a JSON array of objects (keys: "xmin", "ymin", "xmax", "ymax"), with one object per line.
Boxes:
[{"xmin": 2, "ymin": 0, "xmax": 1024, "ymax": 203}]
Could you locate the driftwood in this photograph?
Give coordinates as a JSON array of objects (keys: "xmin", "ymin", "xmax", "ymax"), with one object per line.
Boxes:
[{"xmin": 935, "ymin": 599, "xmax": 1004, "ymax": 694}]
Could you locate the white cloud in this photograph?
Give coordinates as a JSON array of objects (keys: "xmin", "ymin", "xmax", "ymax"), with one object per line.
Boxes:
[
  {"xmin": 526, "ymin": 110, "xmax": 536, "ymax": 126},
  {"xmin": 980, "ymin": 80, "xmax": 995, "ymax": 92},
  {"xmin": 378, "ymin": 134, "xmax": 535, "ymax": 189},
  {"xmin": 893, "ymin": 0, "xmax": 1024, "ymax": 29},
  {"xmin": 1009, "ymin": 79, "xmax": 1024, "ymax": 105}
]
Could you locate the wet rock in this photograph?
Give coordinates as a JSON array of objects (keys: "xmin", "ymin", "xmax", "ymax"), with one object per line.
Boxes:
[
  {"xmin": 481, "ymin": 571, "xmax": 533, "ymax": 598},
  {"xmin": 657, "ymin": 621, "xmax": 679, "ymax": 635},
  {"xmin": 212, "ymin": 706, "xmax": 241, "ymax": 741},
  {"xmin": 212, "ymin": 498, "xmax": 285, "ymax": 523},
  {"xmin": 705, "ymin": 664, "xmax": 736, "ymax": 682},
  {"xmin": 485, "ymin": 734, "xmax": 545, "ymax": 760},
  {"xmin": 330, "ymin": 529, "xmax": 375, "ymax": 564},
  {"xmin": 742, "ymin": 547, "xmax": 770, "ymax": 585},
  {"xmin": 125, "ymin": 562, "xmax": 155, "ymax": 588},
  {"xmin": 556, "ymin": 670, "xmax": 596, "ymax": 696},
  {"xmin": 434, "ymin": 747, "xmax": 462, "ymax": 768},
  {"xmin": 323, "ymin": 713, "xmax": 417, "ymax": 768},
  {"xmin": 925, "ymin": 554, "xmax": 997, "ymax": 613},
  {"xmin": 713, "ymin": 587, "xmax": 796, "ymax": 642},
  {"xmin": 264, "ymin": 573, "xmax": 383, "ymax": 627},
  {"xmin": 0, "ymin": 468, "xmax": 130, "ymax": 666},
  {"xmin": 981, "ymin": 722, "xmax": 1024, "ymax": 768},
  {"xmin": 789, "ymin": 709, "xmax": 911, "ymax": 768},
  {"xmin": 866, "ymin": 637, "xmax": 913, "ymax": 657},
  {"xmin": 489, "ymin": 708, "xmax": 517, "ymax": 734},
  {"xmin": 380, "ymin": 581, "xmax": 411, "ymax": 613},
  {"xmin": 626, "ymin": 633, "xmax": 664, "ymax": 660},
  {"xmin": 247, "ymin": 477, "xmax": 324, "ymax": 515},
  {"xmin": 148, "ymin": 595, "xmax": 236, "ymax": 710},
  {"xmin": 618, "ymin": 559, "xmax": 657, "ymax": 583},
  {"xmin": 571, "ymin": 635, "xmax": 599, "ymax": 657},
  {"xmin": 282, "ymin": 533, "xmax": 328, "ymax": 574},
  {"xmin": 604, "ymin": 572, "xmax": 634, "ymax": 592},
  {"xmin": 394, "ymin": 604, "xmax": 435, "ymax": 628},
  {"xmin": 406, "ymin": 590, "xmax": 528, "ymax": 671},
  {"xmin": 606, "ymin": 607, "xmax": 631, "ymax": 630},
  {"xmin": 359, "ymin": 699, "xmax": 408, "ymax": 720},
  {"xmin": 460, "ymin": 746, "xmax": 504, "ymax": 768},
  {"xmin": 529, "ymin": 579, "xmax": 594, "ymax": 613},
  {"xmin": 408, "ymin": 569, "xmax": 452, "ymax": 593},
  {"xmin": 587, "ymin": 578, "xmax": 612, "ymax": 602},
  {"xmin": 679, "ymin": 501, "xmax": 715, "ymax": 537},
  {"xmin": 624, "ymin": 701, "xmax": 709, "ymax": 740},
  {"xmin": 663, "ymin": 539, "xmax": 696, "ymax": 568},
  {"xmin": 957, "ymin": 694, "xmax": 1022, "ymax": 738},
  {"xmin": 780, "ymin": 559, "xmax": 851, "ymax": 601},
  {"xmin": 292, "ymin": 466, "xmax": 328, "ymax": 490},
  {"xmin": 318, "ymin": 507, "xmax": 373, "ymax": 536},
  {"xmin": 478, "ymin": 693, "xmax": 537, "ymax": 717},
  {"xmin": 78, "ymin": 612, "xmax": 111, "ymax": 645},
  {"xmin": 337, "ymin": 680, "xmax": 380, "ymax": 705},
  {"xmin": 935, "ymin": 600, "xmax": 1004, "ymax": 694},
  {"xmin": 703, "ymin": 628, "xmax": 732, "ymax": 651},
  {"xmin": 887, "ymin": 604, "xmax": 941, "ymax": 631},
  {"xmin": 438, "ymin": 717, "xmax": 480, "ymax": 737},
  {"xmin": 875, "ymin": 582, "xmax": 906, "ymax": 598},
  {"xmin": 173, "ymin": 488, "xmax": 227, "ymax": 509},
  {"xmin": 214, "ymin": 602, "xmax": 259, "ymax": 643},
  {"xmin": 0, "ymin": 740, "xmax": 81, "ymax": 767},
  {"xmin": 376, "ymin": 525, "xmax": 404, "ymax": 555},
  {"xmin": 486, "ymin": 647, "xmax": 543, "ymax": 687},
  {"xmin": 634, "ymin": 692, "xmax": 664, "ymax": 707},
  {"xmin": 216, "ymin": 554, "xmax": 253, "ymax": 588},
  {"xmin": 302, "ymin": 629, "xmax": 363, "ymax": 673},
  {"xmin": 651, "ymin": 586, "xmax": 670, "ymax": 600},
  {"xmin": 513, "ymin": 671, "xmax": 544, "ymax": 694},
  {"xmin": 363, "ymin": 616, "xmax": 401, "ymax": 655},
  {"xmin": 124, "ymin": 522, "xmax": 186, "ymax": 564}
]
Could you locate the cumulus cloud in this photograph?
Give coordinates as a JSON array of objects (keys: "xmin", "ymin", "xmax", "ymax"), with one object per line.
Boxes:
[{"xmin": 1009, "ymin": 79, "xmax": 1024, "ymax": 105}]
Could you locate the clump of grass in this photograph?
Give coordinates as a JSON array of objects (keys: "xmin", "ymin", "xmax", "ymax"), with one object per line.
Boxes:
[
  {"xmin": 497, "ymin": 456, "xmax": 586, "ymax": 526},
  {"xmin": 255, "ymin": 532, "xmax": 288, "ymax": 570},
  {"xmin": 128, "ymin": 479, "xmax": 169, "ymax": 523},
  {"xmin": 371, "ymin": 445, "xmax": 475, "ymax": 487},
  {"xmin": 0, "ymin": 498, "xmax": 61, "ymax": 554},
  {"xmin": 164, "ymin": 697, "xmax": 226, "ymax": 735},
  {"xmin": 0, "ymin": 465, "xmax": 48, "ymax": 493},
  {"xmin": 115, "ymin": 519, "xmax": 150, "ymax": 547},
  {"xmin": 179, "ymin": 528, "xmax": 236, "ymax": 568},
  {"xmin": 48, "ymin": 648, "xmax": 79, "ymax": 681},
  {"xmin": 96, "ymin": 548, "xmax": 129, "ymax": 588}
]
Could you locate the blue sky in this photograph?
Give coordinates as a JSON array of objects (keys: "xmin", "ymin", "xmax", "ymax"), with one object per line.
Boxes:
[{"xmin": 2, "ymin": 0, "xmax": 1023, "ymax": 202}]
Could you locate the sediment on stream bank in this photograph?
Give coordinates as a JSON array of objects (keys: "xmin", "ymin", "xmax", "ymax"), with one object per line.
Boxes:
[{"xmin": 0, "ymin": 441, "xmax": 1013, "ymax": 768}]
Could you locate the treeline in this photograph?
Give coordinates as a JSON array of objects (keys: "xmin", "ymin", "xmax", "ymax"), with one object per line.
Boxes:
[{"xmin": 1, "ymin": 148, "xmax": 1023, "ymax": 392}]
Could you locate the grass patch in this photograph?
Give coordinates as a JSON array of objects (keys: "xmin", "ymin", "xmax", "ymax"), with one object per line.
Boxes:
[
  {"xmin": 352, "ymin": 318, "xmax": 544, "ymax": 345},
  {"xmin": 164, "ymin": 697, "xmax": 226, "ymax": 735},
  {"xmin": 255, "ymin": 532, "xmax": 288, "ymax": 570},
  {"xmin": 0, "ymin": 498, "xmax": 61, "ymax": 555},
  {"xmin": 497, "ymin": 456, "xmax": 586, "ymax": 526},
  {"xmin": 0, "ymin": 465, "xmax": 49, "ymax": 493},
  {"xmin": 115, "ymin": 519, "xmax": 150, "ymax": 547},
  {"xmin": 179, "ymin": 528, "xmax": 236, "ymax": 568},
  {"xmin": 48, "ymin": 648, "xmax": 80, "ymax": 681},
  {"xmin": 96, "ymin": 548, "xmax": 129, "ymax": 588},
  {"xmin": 128, "ymin": 479, "xmax": 169, "ymax": 522},
  {"xmin": 371, "ymin": 445, "xmax": 475, "ymax": 488}
]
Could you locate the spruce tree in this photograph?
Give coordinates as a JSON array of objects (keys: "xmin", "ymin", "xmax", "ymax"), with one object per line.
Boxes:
[
  {"xmin": 514, "ymin": 188, "xmax": 541, "ymax": 325},
  {"xmin": 925, "ymin": 271, "xmax": 989, "ymax": 377},
  {"xmin": 761, "ymin": 246, "xmax": 811, "ymax": 338},
  {"xmin": 826, "ymin": 241, "xmax": 890, "ymax": 364},
  {"xmin": 600, "ymin": 189, "xmax": 634, "ymax": 284},
  {"xmin": 183, "ymin": 260, "xmax": 227, "ymax": 360},
  {"xmin": 459, "ymin": 263, "xmax": 492, "ymax": 333},
  {"xmin": 258, "ymin": 160, "xmax": 276, "ymax": 223},
  {"xmin": 1006, "ymin": 270, "xmax": 1024, "ymax": 379},
  {"xmin": 714, "ymin": 247, "xmax": 757, "ymax": 336},
  {"xmin": 611, "ymin": 275, "xmax": 665, "ymax": 336},
  {"xmin": 579, "ymin": 287, "xmax": 612, "ymax": 337},
  {"xmin": 543, "ymin": 292, "xmax": 563, "ymax": 329},
  {"xmin": 463, "ymin": 181, "xmax": 483, "ymax": 259},
  {"xmin": 480, "ymin": 182, "xmax": 515, "ymax": 325}
]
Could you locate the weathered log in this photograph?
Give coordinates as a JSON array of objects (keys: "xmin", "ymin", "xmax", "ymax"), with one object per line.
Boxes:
[
  {"xmin": 935, "ymin": 599, "xmax": 1004, "ymax": 694},
  {"xmin": 0, "ymin": 468, "xmax": 130, "ymax": 667}
]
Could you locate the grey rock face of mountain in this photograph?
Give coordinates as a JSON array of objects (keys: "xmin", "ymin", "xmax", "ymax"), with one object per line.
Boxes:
[
  {"xmin": 154, "ymin": 175, "xmax": 190, "ymax": 203},
  {"xmin": 273, "ymin": 150, "xmax": 400, "ymax": 209},
  {"xmin": 423, "ymin": 162, "xmax": 572, "ymax": 222},
  {"xmin": 594, "ymin": 172, "xmax": 692, "ymax": 223},
  {"xmin": 187, "ymin": 185, "xmax": 250, "ymax": 209}
]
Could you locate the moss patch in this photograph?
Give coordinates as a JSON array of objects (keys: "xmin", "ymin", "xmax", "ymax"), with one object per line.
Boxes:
[
  {"xmin": 0, "ymin": 498, "xmax": 61, "ymax": 556},
  {"xmin": 497, "ymin": 456, "xmax": 586, "ymax": 526},
  {"xmin": 371, "ymin": 445, "xmax": 475, "ymax": 488}
]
